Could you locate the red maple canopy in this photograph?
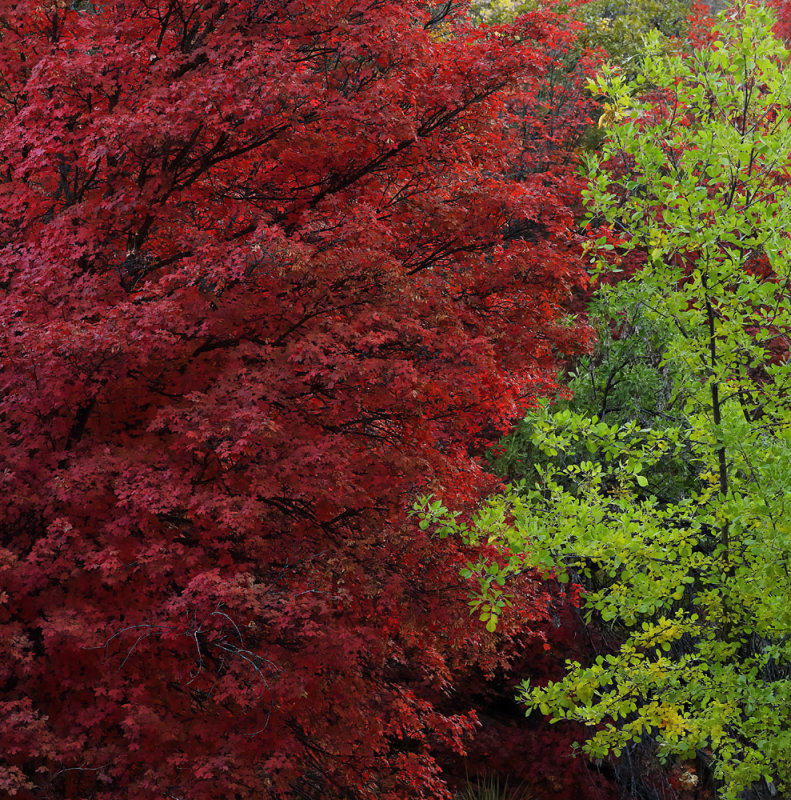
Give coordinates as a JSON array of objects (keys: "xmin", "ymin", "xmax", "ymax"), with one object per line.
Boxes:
[{"xmin": 0, "ymin": 1, "xmax": 593, "ymax": 797}]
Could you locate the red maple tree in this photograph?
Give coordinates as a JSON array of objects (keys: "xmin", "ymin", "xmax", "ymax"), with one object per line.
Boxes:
[{"xmin": 0, "ymin": 1, "xmax": 595, "ymax": 797}]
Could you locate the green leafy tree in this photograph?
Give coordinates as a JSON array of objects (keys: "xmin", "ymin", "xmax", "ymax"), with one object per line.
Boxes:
[
  {"xmin": 420, "ymin": 4, "xmax": 791, "ymax": 797},
  {"xmin": 490, "ymin": 295, "xmax": 696, "ymax": 504},
  {"xmin": 471, "ymin": 0, "xmax": 694, "ymax": 70}
]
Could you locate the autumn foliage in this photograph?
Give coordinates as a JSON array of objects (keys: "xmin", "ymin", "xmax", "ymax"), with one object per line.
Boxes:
[{"xmin": 0, "ymin": 1, "xmax": 596, "ymax": 797}]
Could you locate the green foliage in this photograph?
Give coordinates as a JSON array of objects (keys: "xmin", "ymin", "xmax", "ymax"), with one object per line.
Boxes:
[
  {"xmin": 426, "ymin": 4, "xmax": 791, "ymax": 797},
  {"xmin": 490, "ymin": 297, "xmax": 697, "ymax": 502},
  {"xmin": 471, "ymin": 0, "xmax": 694, "ymax": 71},
  {"xmin": 577, "ymin": 0, "xmax": 693, "ymax": 67},
  {"xmin": 562, "ymin": 297, "xmax": 681, "ymax": 430}
]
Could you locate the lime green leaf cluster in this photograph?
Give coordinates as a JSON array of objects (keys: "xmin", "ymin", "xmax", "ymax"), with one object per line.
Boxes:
[{"xmin": 428, "ymin": 4, "xmax": 791, "ymax": 797}]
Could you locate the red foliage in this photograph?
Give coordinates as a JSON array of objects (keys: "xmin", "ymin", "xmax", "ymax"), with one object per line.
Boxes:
[
  {"xmin": 685, "ymin": 2, "xmax": 716, "ymax": 49},
  {"xmin": 0, "ymin": 2, "xmax": 594, "ymax": 797},
  {"xmin": 442, "ymin": 589, "xmax": 619, "ymax": 800}
]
